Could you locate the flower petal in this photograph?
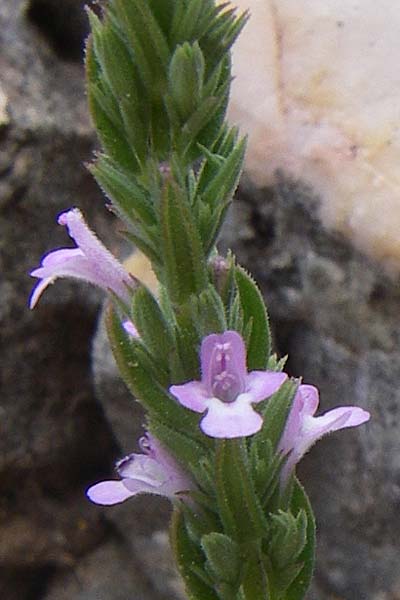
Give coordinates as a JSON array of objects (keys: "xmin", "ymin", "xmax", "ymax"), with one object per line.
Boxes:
[
  {"xmin": 86, "ymin": 480, "xmax": 136, "ymax": 505},
  {"xmin": 29, "ymin": 276, "xmax": 56, "ymax": 309},
  {"xmin": 31, "ymin": 249, "xmax": 100, "ymax": 283},
  {"xmin": 302, "ymin": 406, "xmax": 370, "ymax": 442},
  {"xmin": 40, "ymin": 247, "xmax": 84, "ymax": 267},
  {"xmin": 200, "ymin": 396, "xmax": 263, "ymax": 438},
  {"xmin": 169, "ymin": 381, "xmax": 209, "ymax": 413},
  {"xmin": 245, "ymin": 370, "xmax": 288, "ymax": 403}
]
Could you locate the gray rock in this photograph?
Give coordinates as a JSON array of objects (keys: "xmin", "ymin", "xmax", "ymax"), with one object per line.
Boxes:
[{"xmin": 44, "ymin": 539, "xmax": 169, "ymax": 600}]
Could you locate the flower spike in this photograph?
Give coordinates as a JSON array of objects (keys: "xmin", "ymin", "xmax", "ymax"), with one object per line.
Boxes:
[
  {"xmin": 278, "ymin": 384, "xmax": 370, "ymax": 485},
  {"xmin": 87, "ymin": 434, "xmax": 192, "ymax": 506},
  {"xmin": 170, "ymin": 330, "xmax": 287, "ymax": 438},
  {"xmin": 29, "ymin": 208, "xmax": 136, "ymax": 308}
]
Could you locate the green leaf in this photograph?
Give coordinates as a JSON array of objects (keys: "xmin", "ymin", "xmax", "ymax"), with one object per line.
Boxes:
[
  {"xmin": 171, "ymin": 509, "xmax": 219, "ymax": 600},
  {"xmin": 119, "ymin": 95, "xmax": 149, "ymax": 166},
  {"xmin": 88, "ymin": 80, "xmax": 124, "ymax": 134},
  {"xmin": 201, "ymin": 532, "xmax": 241, "ymax": 585},
  {"xmin": 115, "ymin": 0, "xmax": 170, "ymax": 70},
  {"xmin": 182, "ymin": 501, "xmax": 220, "ymax": 544},
  {"xmin": 91, "ymin": 157, "xmax": 156, "ymax": 226},
  {"xmin": 240, "ymin": 547, "xmax": 270, "ymax": 600},
  {"xmin": 196, "ymin": 125, "xmax": 235, "ymax": 190},
  {"xmin": 216, "ymin": 440, "xmax": 267, "ymax": 542},
  {"xmin": 284, "ymin": 480, "xmax": 315, "ymax": 600},
  {"xmin": 203, "ymin": 200, "xmax": 231, "ymax": 255},
  {"xmin": 131, "ymin": 285, "xmax": 175, "ymax": 372},
  {"xmin": 112, "ymin": 0, "xmax": 165, "ymax": 92},
  {"xmin": 256, "ymin": 380, "xmax": 298, "ymax": 452},
  {"xmin": 189, "ymin": 284, "xmax": 227, "ymax": 338},
  {"xmin": 267, "ymin": 354, "xmax": 288, "ymax": 372},
  {"xmin": 171, "ymin": 0, "xmax": 216, "ymax": 44},
  {"xmin": 86, "ymin": 41, "xmax": 138, "ymax": 172},
  {"xmin": 149, "ymin": 419, "xmax": 210, "ymax": 467},
  {"xmin": 173, "ymin": 300, "xmax": 203, "ymax": 380},
  {"xmin": 92, "ymin": 17, "xmax": 138, "ymax": 103},
  {"xmin": 195, "ymin": 68, "xmax": 231, "ymax": 153},
  {"xmin": 200, "ymin": 4, "xmax": 248, "ymax": 77},
  {"xmin": 107, "ymin": 307, "xmax": 200, "ymax": 436},
  {"xmin": 228, "ymin": 292, "xmax": 244, "ymax": 332},
  {"xmin": 168, "ymin": 42, "xmax": 205, "ymax": 121},
  {"xmin": 235, "ymin": 266, "xmax": 271, "ymax": 370},
  {"xmin": 179, "ymin": 96, "xmax": 221, "ymax": 158},
  {"xmin": 249, "ymin": 438, "xmax": 282, "ymax": 508},
  {"xmin": 201, "ymin": 135, "xmax": 246, "ymax": 207},
  {"xmin": 269, "ymin": 510, "xmax": 307, "ymax": 570},
  {"xmin": 161, "ymin": 180, "xmax": 208, "ymax": 304},
  {"xmin": 190, "ymin": 457, "xmax": 218, "ymax": 499}
]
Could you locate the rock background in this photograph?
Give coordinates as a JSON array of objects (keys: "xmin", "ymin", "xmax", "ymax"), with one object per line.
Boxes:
[{"xmin": 1, "ymin": 1, "xmax": 399, "ymax": 599}]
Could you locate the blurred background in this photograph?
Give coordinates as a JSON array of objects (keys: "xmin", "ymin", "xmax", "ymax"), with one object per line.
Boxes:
[{"xmin": 1, "ymin": 1, "xmax": 399, "ymax": 599}]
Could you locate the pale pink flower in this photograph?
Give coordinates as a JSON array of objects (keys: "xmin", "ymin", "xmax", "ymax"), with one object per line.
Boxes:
[
  {"xmin": 29, "ymin": 208, "xmax": 135, "ymax": 308},
  {"xmin": 170, "ymin": 330, "xmax": 287, "ymax": 438},
  {"xmin": 87, "ymin": 434, "xmax": 192, "ymax": 505},
  {"xmin": 278, "ymin": 384, "xmax": 370, "ymax": 485}
]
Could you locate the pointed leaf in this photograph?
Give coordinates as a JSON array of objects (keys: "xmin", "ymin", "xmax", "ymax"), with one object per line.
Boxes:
[
  {"xmin": 107, "ymin": 307, "xmax": 200, "ymax": 436},
  {"xmin": 256, "ymin": 380, "xmax": 298, "ymax": 452},
  {"xmin": 235, "ymin": 266, "xmax": 271, "ymax": 369},
  {"xmin": 201, "ymin": 135, "xmax": 246, "ymax": 207},
  {"xmin": 91, "ymin": 158, "xmax": 156, "ymax": 226},
  {"xmin": 168, "ymin": 42, "xmax": 205, "ymax": 121},
  {"xmin": 131, "ymin": 284, "xmax": 175, "ymax": 372},
  {"xmin": 269, "ymin": 510, "xmax": 307, "ymax": 570},
  {"xmin": 149, "ymin": 420, "xmax": 210, "ymax": 467},
  {"xmin": 161, "ymin": 181, "xmax": 208, "ymax": 304},
  {"xmin": 171, "ymin": 509, "xmax": 219, "ymax": 600},
  {"xmin": 216, "ymin": 440, "xmax": 268, "ymax": 542},
  {"xmin": 188, "ymin": 284, "xmax": 227, "ymax": 338},
  {"xmin": 201, "ymin": 532, "xmax": 241, "ymax": 585},
  {"xmin": 285, "ymin": 480, "xmax": 315, "ymax": 600},
  {"xmin": 240, "ymin": 549, "xmax": 270, "ymax": 600}
]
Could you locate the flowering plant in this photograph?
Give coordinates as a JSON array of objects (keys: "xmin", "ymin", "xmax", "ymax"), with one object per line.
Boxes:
[{"xmin": 29, "ymin": 1, "xmax": 369, "ymax": 598}]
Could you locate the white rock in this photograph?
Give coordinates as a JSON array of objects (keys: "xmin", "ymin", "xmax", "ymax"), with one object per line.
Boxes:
[{"xmin": 227, "ymin": 0, "xmax": 400, "ymax": 270}]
